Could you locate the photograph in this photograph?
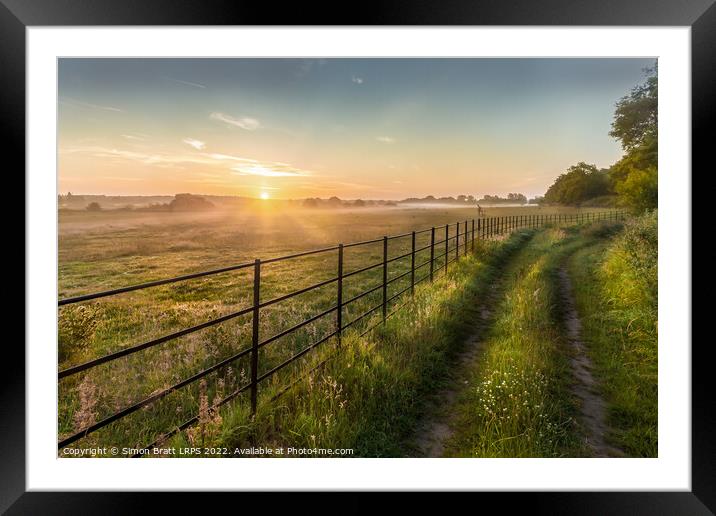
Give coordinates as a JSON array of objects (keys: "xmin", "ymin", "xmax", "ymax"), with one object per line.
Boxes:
[{"xmin": 56, "ymin": 57, "xmax": 658, "ymax": 460}]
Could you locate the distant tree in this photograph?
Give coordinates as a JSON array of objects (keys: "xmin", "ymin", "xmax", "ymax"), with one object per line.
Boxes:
[
  {"xmin": 467, "ymin": 195, "xmax": 476, "ymax": 203},
  {"xmin": 507, "ymin": 193, "xmax": 528, "ymax": 204},
  {"xmin": 169, "ymin": 193, "xmax": 214, "ymax": 211},
  {"xmin": 608, "ymin": 63, "xmax": 657, "ymax": 212},
  {"xmin": 85, "ymin": 202, "xmax": 102, "ymax": 212},
  {"xmin": 353, "ymin": 199, "xmax": 366, "ymax": 207},
  {"xmin": 457, "ymin": 195, "xmax": 467, "ymax": 203},
  {"xmin": 303, "ymin": 198, "xmax": 318, "ymax": 208}
]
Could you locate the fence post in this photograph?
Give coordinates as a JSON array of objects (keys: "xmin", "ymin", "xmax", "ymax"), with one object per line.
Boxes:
[
  {"xmin": 444, "ymin": 224, "xmax": 449, "ymax": 273},
  {"xmin": 430, "ymin": 227, "xmax": 435, "ymax": 282},
  {"xmin": 250, "ymin": 258, "xmax": 261, "ymax": 415},
  {"xmin": 410, "ymin": 231, "xmax": 416, "ymax": 296},
  {"xmin": 337, "ymin": 244, "xmax": 343, "ymax": 346},
  {"xmin": 471, "ymin": 219, "xmax": 475, "ymax": 252},
  {"xmin": 455, "ymin": 222, "xmax": 459, "ymax": 260},
  {"xmin": 382, "ymin": 236, "xmax": 388, "ymax": 321},
  {"xmin": 456, "ymin": 222, "xmax": 460, "ymax": 261},
  {"xmin": 465, "ymin": 220, "xmax": 468, "ymax": 256}
]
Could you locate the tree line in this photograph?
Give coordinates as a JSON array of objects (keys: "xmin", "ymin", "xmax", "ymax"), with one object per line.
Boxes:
[{"xmin": 543, "ymin": 62, "xmax": 657, "ymax": 212}]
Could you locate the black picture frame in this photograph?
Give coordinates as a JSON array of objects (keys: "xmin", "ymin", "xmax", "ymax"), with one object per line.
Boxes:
[{"xmin": 4, "ymin": 0, "xmax": 711, "ymax": 512}]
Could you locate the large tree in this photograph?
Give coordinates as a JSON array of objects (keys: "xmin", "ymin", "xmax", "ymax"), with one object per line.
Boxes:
[
  {"xmin": 543, "ymin": 162, "xmax": 612, "ymax": 206},
  {"xmin": 609, "ymin": 63, "xmax": 658, "ymax": 212}
]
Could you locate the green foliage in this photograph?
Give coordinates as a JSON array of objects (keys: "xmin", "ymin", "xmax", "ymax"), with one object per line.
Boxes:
[
  {"xmin": 609, "ymin": 63, "xmax": 658, "ymax": 212},
  {"xmin": 58, "ymin": 304, "xmax": 101, "ymax": 362},
  {"xmin": 609, "ymin": 64, "xmax": 658, "ymax": 154},
  {"xmin": 603, "ymin": 210, "xmax": 657, "ymax": 310},
  {"xmin": 613, "ymin": 165, "xmax": 658, "ymax": 214},
  {"xmin": 568, "ymin": 211, "xmax": 657, "ymax": 456},
  {"xmin": 543, "ymin": 162, "xmax": 612, "ymax": 206}
]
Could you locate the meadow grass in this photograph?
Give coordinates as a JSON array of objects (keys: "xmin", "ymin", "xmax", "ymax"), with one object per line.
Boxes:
[
  {"xmin": 57, "ymin": 205, "xmax": 617, "ymax": 453},
  {"xmin": 567, "ymin": 211, "xmax": 657, "ymax": 456},
  {"xmin": 442, "ymin": 220, "xmax": 632, "ymax": 457},
  {"xmin": 163, "ymin": 231, "xmax": 534, "ymax": 457}
]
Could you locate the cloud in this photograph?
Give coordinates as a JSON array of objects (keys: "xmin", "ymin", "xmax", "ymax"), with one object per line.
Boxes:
[
  {"xmin": 60, "ymin": 97, "xmax": 123, "ymax": 112},
  {"xmin": 205, "ymin": 153, "xmax": 258, "ymax": 164},
  {"xmin": 352, "ymin": 76, "xmax": 364, "ymax": 84},
  {"xmin": 231, "ymin": 163, "xmax": 310, "ymax": 178},
  {"xmin": 295, "ymin": 59, "xmax": 327, "ymax": 77},
  {"xmin": 183, "ymin": 138, "xmax": 206, "ymax": 150},
  {"xmin": 210, "ymin": 112, "xmax": 260, "ymax": 131},
  {"xmin": 61, "ymin": 146, "xmax": 216, "ymax": 168},
  {"xmin": 62, "ymin": 145, "xmax": 312, "ymax": 178},
  {"xmin": 168, "ymin": 78, "xmax": 207, "ymax": 89},
  {"xmin": 122, "ymin": 134, "xmax": 147, "ymax": 141},
  {"xmin": 376, "ymin": 136, "xmax": 396, "ymax": 144}
]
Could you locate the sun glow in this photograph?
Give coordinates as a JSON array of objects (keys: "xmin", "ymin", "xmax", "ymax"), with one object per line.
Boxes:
[{"xmin": 260, "ymin": 191, "xmax": 270, "ymax": 200}]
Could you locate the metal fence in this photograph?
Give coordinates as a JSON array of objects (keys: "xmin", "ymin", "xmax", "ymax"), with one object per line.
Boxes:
[{"xmin": 57, "ymin": 209, "xmax": 625, "ymax": 452}]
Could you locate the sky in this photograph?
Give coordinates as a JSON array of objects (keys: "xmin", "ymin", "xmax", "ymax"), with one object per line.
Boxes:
[{"xmin": 58, "ymin": 58, "xmax": 654, "ymax": 200}]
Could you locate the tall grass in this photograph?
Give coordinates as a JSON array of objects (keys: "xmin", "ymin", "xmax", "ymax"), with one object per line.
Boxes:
[
  {"xmin": 160, "ymin": 232, "xmax": 534, "ymax": 457},
  {"xmin": 568, "ymin": 211, "xmax": 657, "ymax": 456},
  {"xmin": 444, "ymin": 228, "xmax": 589, "ymax": 457}
]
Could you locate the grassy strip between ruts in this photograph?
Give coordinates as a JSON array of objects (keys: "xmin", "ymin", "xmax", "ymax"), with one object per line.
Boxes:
[
  {"xmin": 567, "ymin": 211, "xmax": 657, "ymax": 457},
  {"xmin": 161, "ymin": 230, "xmax": 536, "ymax": 457},
  {"xmin": 443, "ymin": 222, "xmax": 625, "ymax": 457}
]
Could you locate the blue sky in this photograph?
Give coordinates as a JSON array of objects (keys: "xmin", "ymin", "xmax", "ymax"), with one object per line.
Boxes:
[{"xmin": 58, "ymin": 58, "xmax": 654, "ymax": 199}]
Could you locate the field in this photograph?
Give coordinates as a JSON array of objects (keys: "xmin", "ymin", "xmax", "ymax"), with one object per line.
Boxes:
[{"xmin": 57, "ymin": 204, "xmax": 622, "ymax": 453}]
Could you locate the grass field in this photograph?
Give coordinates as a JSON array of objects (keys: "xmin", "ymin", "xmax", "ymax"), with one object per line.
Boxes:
[
  {"xmin": 443, "ymin": 226, "xmax": 593, "ymax": 457},
  {"xmin": 568, "ymin": 212, "xmax": 658, "ymax": 456},
  {"xmin": 57, "ymin": 204, "xmax": 621, "ymax": 453}
]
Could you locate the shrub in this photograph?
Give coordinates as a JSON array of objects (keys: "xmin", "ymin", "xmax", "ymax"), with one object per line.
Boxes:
[{"xmin": 58, "ymin": 304, "xmax": 101, "ymax": 363}]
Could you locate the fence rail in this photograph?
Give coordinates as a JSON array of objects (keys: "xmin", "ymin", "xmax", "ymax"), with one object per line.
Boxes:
[{"xmin": 57, "ymin": 209, "xmax": 626, "ymax": 452}]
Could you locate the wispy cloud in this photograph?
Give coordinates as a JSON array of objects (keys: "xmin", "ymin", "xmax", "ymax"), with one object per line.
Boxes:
[
  {"xmin": 295, "ymin": 59, "xmax": 327, "ymax": 78},
  {"xmin": 61, "ymin": 146, "xmax": 216, "ymax": 168},
  {"xmin": 183, "ymin": 137, "xmax": 206, "ymax": 150},
  {"xmin": 122, "ymin": 133, "xmax": 147, "ymax": 141},
  {"xmin": 377, "ymin": 136, "xmax": 396, "ymax": 144},
  {"xmin": 210, "ymin": 112, "xmax": 260, "ymax": 131},
  {"xmin": 168, "ymin": 78, "xmax": 207, "ymax": 89},
  {"xmin": 351, "ymin": 76, "xmax": 364, "ymax": 85},
  {"xmin": 62, "ymin": 145, "xmax": 313, "ymax": 178},
  {"xmin": 205, "ymin": 153, "xmax": 258, "ymax": 164},
  {"xmin": 60, "ymin": 97, "xmax": 123, "ymax": 112},
  {"xmin": 231, "ymin": 163, "xmax": 311, "ymax": 178}
]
